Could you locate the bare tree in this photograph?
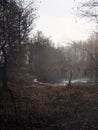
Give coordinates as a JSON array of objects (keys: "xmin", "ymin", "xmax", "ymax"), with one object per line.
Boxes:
[
  {"xmin": 77, "ymin": 0, "xmax": 98, "ymax": 22},
  {"xmin": 0, "ymin": 0, "xmax": 36, "ymax": 88}
]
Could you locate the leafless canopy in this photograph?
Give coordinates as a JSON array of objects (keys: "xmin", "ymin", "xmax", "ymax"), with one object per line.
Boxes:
[{"xmin": 77, "ymin": 0, "xmax": 98, "ymax": 23}]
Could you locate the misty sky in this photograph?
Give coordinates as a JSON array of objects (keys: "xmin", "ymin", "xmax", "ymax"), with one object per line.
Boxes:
[{"xmin": 34, "ymin": 0, "xmax": 96, "ymax": 46}]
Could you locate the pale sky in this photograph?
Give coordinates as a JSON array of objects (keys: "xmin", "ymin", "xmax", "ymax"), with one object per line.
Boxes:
[{"xmin": 33, "ymin": 0, "xmax": 96, "ymax": 46}]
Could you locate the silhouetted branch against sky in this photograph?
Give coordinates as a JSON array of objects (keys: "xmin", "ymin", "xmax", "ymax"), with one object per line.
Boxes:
[{"xmin": 30, "ymin": 0, "xmax": 96, "ymax": 46}]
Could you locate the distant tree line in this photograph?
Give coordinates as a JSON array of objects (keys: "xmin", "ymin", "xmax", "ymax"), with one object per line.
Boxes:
[{"xmin": 6, "ymin": 30, "xmax": 98, "ymax": 84}]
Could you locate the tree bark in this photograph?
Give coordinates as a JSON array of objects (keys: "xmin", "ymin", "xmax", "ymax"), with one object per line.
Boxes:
[{"xmin": 2, "ymin": 48, "xmax": 7, "ymax": 88}]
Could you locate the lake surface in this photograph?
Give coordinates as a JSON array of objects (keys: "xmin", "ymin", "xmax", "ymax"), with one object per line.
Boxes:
[
  {"xmin": 60, "ymin": 78, "xmax": 98, "ymax": 86},
  {"xmin": 31, "ymin": 78, "xmax": 98, "ymax": 87}
]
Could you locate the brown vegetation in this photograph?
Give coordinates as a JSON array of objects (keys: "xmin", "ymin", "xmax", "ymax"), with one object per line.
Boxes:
[{"xmin": 0, "ymin": 85, "xmax": 98, "ymax": 130}]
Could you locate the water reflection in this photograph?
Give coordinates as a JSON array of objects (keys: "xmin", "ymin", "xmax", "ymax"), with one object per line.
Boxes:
[{"xmin": 61, "ymin": 78, "xmax": 98, "ymax": 86}]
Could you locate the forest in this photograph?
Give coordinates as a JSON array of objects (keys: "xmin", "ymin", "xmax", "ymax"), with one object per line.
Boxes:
[{"xmin": 0, "ymin": 0, "xmax": 98, "ymax": 129}]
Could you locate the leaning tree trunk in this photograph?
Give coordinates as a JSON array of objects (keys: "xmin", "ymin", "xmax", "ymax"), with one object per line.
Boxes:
[
  {"xmin": 2, "ymin": 48, "xmax": 18, "ymax": 130},
  {"xmin": 2, "ymin": 48, "xmax": 8, "ymax": 88}
]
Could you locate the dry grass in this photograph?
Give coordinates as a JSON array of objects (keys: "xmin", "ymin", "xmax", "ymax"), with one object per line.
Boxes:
[{"xmin": 0, "ymin": 85, "xmax": 98, "ymax": 129}]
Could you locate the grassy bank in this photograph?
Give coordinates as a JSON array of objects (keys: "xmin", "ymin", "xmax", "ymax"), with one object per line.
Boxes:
[{"xmin": 0, "ymin": 85, "xmax": 98, "ymax": 129}]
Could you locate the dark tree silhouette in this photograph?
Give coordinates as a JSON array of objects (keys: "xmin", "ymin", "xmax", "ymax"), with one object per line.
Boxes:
[
  {"xmin": 0, "ymin": 0, "xmax": 36, "ymax": 88},
  {"xmin": 0, "ymin": 0, "xmax": 36, "ymax": 129}
]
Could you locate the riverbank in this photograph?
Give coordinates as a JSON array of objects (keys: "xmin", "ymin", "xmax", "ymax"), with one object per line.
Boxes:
[{"xmin": 0, "ymin": 85, "xmax": 98, "ymax": 129}]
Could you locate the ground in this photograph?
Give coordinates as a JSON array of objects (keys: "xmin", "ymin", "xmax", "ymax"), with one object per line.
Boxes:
[{"xmin": 0, "ymin": 84, "xmax": 98, "ymax": 130}]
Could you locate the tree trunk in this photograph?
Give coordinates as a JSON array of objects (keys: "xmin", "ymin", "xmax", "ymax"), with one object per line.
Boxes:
[
  {"xmin": 68, "ymin": 70, "xmax": 72, "ymax": 87},
  {"xmin": 2, "ymin": 48, "xmax": 8, "ymax": 88},
  {"xmin": 2, "ymin": 48, "xmax": 18, "ymax": 130}
]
